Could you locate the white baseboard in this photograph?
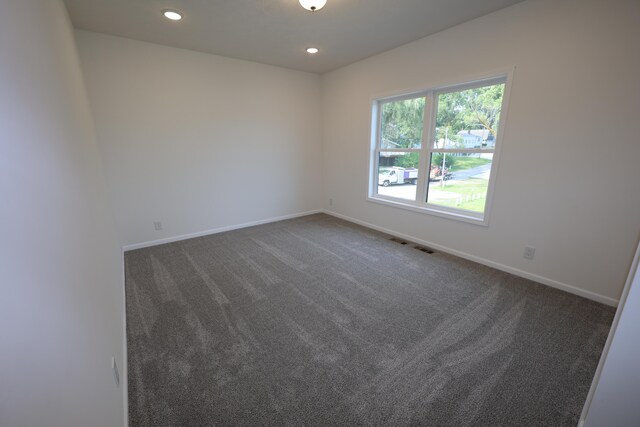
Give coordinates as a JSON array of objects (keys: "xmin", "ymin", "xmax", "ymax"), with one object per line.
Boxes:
[
  {"xmin": 120, "ymin": 208, "xmax": 618, "ymax": 307},
  {"xmin": 122, "ymin": 210, "xmax": 323, "ymax": 252},
  {"xmin": 322, "ymin": 209, "xmax": 619, "ymax": 307}
]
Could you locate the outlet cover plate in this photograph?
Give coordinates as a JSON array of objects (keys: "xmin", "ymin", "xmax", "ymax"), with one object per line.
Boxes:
[{"xmin": 524, "ymin": 246, "xmax": 536, "ymax": 260}]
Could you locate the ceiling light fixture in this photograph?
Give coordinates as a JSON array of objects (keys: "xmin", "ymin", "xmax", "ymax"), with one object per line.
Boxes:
[
  {"xmin": 162, "ymin": 9, "xmax": 183, "ymax": 21},
  {"xmin": 306, "ymin": 47, "xmax": 319, "ymax": 54},
  {"xmin": 299, "ymin": 0, "xmax": 327, "ymax": 12}
]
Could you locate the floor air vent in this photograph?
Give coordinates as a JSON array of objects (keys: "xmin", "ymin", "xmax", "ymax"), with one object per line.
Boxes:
[
  {"xmin": 390, "ymin": 237, "xmax": 436, "ymax": 254},
  {"xmin": 390, "ymin": 237, "xmax": 408, "ymax": 245},
  {"xmin": 414, "ymin": 245, "xmax": 436, "ymax": 254}
]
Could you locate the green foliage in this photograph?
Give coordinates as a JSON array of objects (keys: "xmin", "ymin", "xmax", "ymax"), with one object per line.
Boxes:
[
  {"xmin": 448, "ymin": 156, "xmax": 491, "ymax": 172},
  {"xmin": 380, "ymin": 83, "xmax": 504, "ymax": 181},
  {"xmin": 395, "ymin": 152, "xmax": 419, "ymax": 169},
  {"xmin": 432, "ymin": 152, "xmax": 457, "ymax": 170},
  {"xmin": 428, "ymin": 178, "xmax": 489, "ymax": 213},
  {"xmin": 381, "ymin": 98, "xmax": 425, "ymax": 148},
  {"xmin": 460, "ymin": 84, "xmax": 504, "ymax": 137},
  {"xmin": 435, "ymin": 91, "xmax": 465, "ymax": 147},
  {"xmin": 435, "ymin": 83, "xmax": 505, "ymax": 146}
]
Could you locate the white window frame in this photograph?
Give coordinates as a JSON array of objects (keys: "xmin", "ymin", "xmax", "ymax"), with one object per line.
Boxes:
[{"xmin": 367, "ymin": 70, "xmax": 514, "ymax": 226}]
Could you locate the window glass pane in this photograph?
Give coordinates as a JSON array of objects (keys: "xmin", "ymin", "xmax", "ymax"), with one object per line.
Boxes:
[
  {"xmin": 426, "ymin": 153, "xmax": 493, "ymax": 213},
  {"xmin": 377, "ymin": 152, "xmax": 420, "ymax": 201},
  {"xmin": 433, "ymin": 83, "xmax": 505, "ymax": 150},
  {"xmin": 381, "ymin": 97, "xmax": 425, "ymax": 149}
]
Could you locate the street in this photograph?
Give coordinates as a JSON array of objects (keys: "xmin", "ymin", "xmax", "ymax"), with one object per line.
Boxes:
[{"xmin": 377, "ymin": 162, "xmax": 491, "ymax": 200}]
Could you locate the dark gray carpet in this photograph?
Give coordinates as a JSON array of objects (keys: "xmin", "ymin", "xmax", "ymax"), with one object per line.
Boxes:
[{"xmin": 125, "ymin": 213, "xmax": 614, "ymax": 426}]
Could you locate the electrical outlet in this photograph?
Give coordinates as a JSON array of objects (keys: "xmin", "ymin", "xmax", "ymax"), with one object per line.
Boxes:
[
  {"xmin": 329, "ymin": 198, "xmax": 333, "ymax": 207},
  {"xmin": 112, "ymin": 357, "xmax": 120, "ymax": 387},
  {"xmin": 523, "ymin": 246, "xmax": 536, "ymax": 260},
  {"xmin": 153, "ymin": 221, "xmax": 162, "ymax": 231}
]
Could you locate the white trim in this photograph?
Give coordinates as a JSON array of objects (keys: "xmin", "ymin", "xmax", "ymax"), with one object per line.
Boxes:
[
  {"xmin": 483, "ymin": 66, "xmax": 515, "ymax": 225},
  {"xmin": 369, "ymin": 66, "xmax": 516, "ymax": 102},
  {"xmin": 378, "ymin": 148, "xmax": 423, "ymax": 153},
  {"xmin": 122, "ymin": 210, "xmax": 323, "ymax": 251},
  {"xmin": 367, "ymin": 195, "xmax": 487, "ymax": 226},
  {"xmin": 322, "ymin": 209, "xmax": 619, "ymax": 307},
  {"xmin": 367, "ymin": 68, "xmax": 515, "ymax": 226},
  {"xmin": 430, "ymin": 148, "xmax": 495, "ymax": 154},
  {"xmin": 121, "ymin": 249, "xmax": 128, "ymax": 427},
  {"xmin": 417, "ymin": 89, "xmax": 436, "ymax": 207},
  {"xmin": 578, "ymin": 238, "xmax": 640, "ymax": 425},
  {"xmin": 120, "ymin": 207, "xmax": 619, "ymax": 305}
]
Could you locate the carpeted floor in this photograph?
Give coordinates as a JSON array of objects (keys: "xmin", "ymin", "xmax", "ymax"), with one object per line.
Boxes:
[{"xmin": 125, "ymin": 213, "xmax": 614, "ymax": 426}]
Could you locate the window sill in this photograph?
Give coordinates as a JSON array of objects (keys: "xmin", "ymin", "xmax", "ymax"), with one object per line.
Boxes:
[{"xmin": 366, "ymin": 195, "xmax": 489, "ymax": 226}]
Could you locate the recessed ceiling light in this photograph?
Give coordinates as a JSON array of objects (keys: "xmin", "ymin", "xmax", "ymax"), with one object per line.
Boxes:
[
  {"xmin": 299, "ymin": 0, "xmax": 327, "ymax": 12},
  {"xmin": 162, "ymin": 9, "xmax": 182, "ymax": 21},
  {"xmin": 306, "ymin": 47, "xmax": 319, "ymax": 54}
]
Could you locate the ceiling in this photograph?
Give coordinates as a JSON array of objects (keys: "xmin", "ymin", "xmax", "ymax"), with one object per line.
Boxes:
[{"xmin": 64, "ymin": 0, "xmax": 526, "ymax": 74}]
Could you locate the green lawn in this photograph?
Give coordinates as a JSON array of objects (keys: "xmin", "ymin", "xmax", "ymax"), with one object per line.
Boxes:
[
  {"xmin": 428, "ymin": 178, "xmax": 488, "ymax": 212},
  {"xmin": 449, "ymin": 157, "xmax": 491, "ymax": 172}
]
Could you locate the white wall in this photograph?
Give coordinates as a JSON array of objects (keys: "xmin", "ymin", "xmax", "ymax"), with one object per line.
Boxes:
[
  {"xmin": 76, "ymin": 31, "xmax": 323, "ymax": 248},
  {"xmin": 321, "ymin": 0, "xmax": 640, "ymax": 304},
  {"xmin": 582, "ymin": 240, "xmax": 640, "ymax": 426},
  {"xmin": 0, "ymin": 1, "xmax": 125, "ymax": 426}
]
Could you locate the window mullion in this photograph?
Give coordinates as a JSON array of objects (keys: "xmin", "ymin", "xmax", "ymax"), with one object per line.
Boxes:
[
  {"xmin": 431, "ymin": 148, "xmax": 495, "ymax": 154},
  {"xmin": 417, "ymin": 91, "xmax": 436, "ymax": 205},
  {"xmin": 372, "ymin": 102, "xmax": 383, "ymax": 196},
  {"xmin": 378, "ymin": 148, "xmax": 423, "ymax": 153}
]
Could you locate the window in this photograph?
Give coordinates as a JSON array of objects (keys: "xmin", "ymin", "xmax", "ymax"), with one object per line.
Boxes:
[{"xmin": 369, "ymin": 75, "xmax": 510, "ymax": 224}]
